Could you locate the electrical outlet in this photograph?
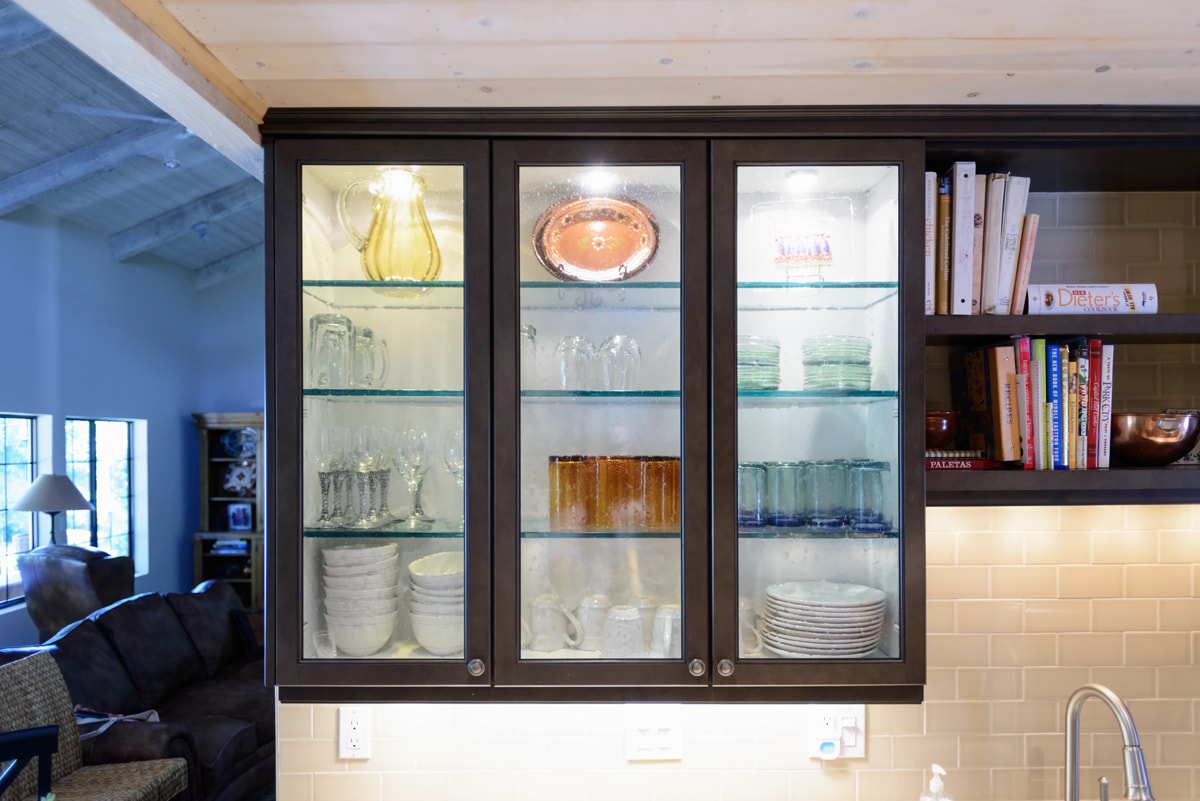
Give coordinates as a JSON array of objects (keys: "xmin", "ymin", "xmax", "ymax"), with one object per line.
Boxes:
[
  {"xmin": 338, "ymin": 706, "xmax": 371, "ymax": 760},
  {"xmin": 807, "ymin": 704, "xmax": 865, "ymax": 760},
  {"xmin": 624, "ymin": 704, "xmax": 683, "ymax": 761}
]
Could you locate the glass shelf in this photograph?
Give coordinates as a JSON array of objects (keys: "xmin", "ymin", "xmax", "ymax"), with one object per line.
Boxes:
[
  {"xmin": 303, "ymin": 527, "xmax": 465, "ymax": 539},
  {"xmin": 303, "ymin": 282, "xmax": 464, "ymax": 310},
  {"xmin": 520, "ymin": 529, "xmax": 681, "ymax": 540},
  {"xmin": 303, "ymin": 389, "xmax": 464, "ymax": 399},
  {"xmin": 738, "ymin": 390, "xmax": 897, "ymax": 405},
  {"xmin": 738, "ymin": 527, "xmax": 899, "ymax": 539},
  {"xmin": 522, "ymin": 390, "xmax": 680, "ymax": 401},
  {"xmin": 737, "ymin": 282, "xmax": 898, "ymax": 312}
]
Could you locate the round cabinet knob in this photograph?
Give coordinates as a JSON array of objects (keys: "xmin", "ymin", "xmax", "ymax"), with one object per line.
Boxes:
[
  {"xmin": 716, "ymin": 659, "xmax": 735, "ymax": 677},
  {"xmin": 467, "ymin": 658, "xmax": 486, "ymax": 677},
  {"xmin": 687, "ymin": 658, "xmax": 706, "ymax": 677}
]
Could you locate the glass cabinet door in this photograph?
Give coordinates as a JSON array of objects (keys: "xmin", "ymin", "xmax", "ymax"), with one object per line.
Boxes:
[
  {"xmin": 710, "ymin": 140, "xmax": 925, "ymax": 689},
  {"xmin": 270, "ymin": 139, "xmax": 491, "ymax": 687},
  {"xmin": 492, "ymin": 140, "xmax": 711, "ymax": 687}
]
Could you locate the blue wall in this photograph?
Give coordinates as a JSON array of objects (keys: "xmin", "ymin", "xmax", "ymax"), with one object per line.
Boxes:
[{"xmin": 0, "ymin": 207, "xmax": 265, "ymax": 645}]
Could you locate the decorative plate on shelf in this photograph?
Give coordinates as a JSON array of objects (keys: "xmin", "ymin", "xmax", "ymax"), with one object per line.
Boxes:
[
  {"xmin": 223, "ymin": 460, "xmax": 256, "ymax": 497},
  {"xmin": 532, "ymin": 196, "xmax": 659, "ymax": 282},
  {"xmin": 221, "ymin": 427, "xmax": 258, "ymax": 458}
]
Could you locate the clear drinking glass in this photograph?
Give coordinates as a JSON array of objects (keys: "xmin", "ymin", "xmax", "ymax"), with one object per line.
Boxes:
[
  {"xmin": 598, "ymin": 334, "xmax": 641, "ymax": 391},
  {"xmin": 553, "ymin": 335, "xmax": 595, "ymax": 391},
  {"xmin": 443, "ymin": 428, "xmax": 466, "ymax": 531},
  {"xmin": 393, "ymin": 428, "xmax": 434, "ymax": 530}
]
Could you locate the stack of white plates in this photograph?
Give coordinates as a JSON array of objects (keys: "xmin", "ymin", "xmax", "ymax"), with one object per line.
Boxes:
[
  {"xmin": 322, "ymin": 543, "xmax": 400, "ymax": 656},
  {"xmin": 737, "ymin": 335, "xmax": 781, "ymax": 390},
  {"xmin": 408, "ymin": 551, "xmax": 465, "ymax": 656},
  {"xmin": 802, "ymin": 335, "xmax": 872, "ymax": 391},
  {"xmin": 759, "ymin": 580, "xmax": 886, "ymax": 658}
]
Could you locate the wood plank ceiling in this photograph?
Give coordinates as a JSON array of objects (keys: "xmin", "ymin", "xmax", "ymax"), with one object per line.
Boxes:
[{"xmin": 6, "ymin": 0, "xmax": 1200, "ymax": 290}]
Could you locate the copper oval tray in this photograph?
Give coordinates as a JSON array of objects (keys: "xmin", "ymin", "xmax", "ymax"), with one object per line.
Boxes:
[{"xmin": 532, "ymin": 196, "xmax": 659, "ymax": 282}]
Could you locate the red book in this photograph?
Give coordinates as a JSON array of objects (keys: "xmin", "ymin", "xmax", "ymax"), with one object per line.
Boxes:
[
  {"xmin": 1012, "ymin": 336, "xmax": 1034, "ymax": 469},
  {"xmin": 926, "ymin": 457, "xmax": 1006, "ymax": 471},
  {"xmin": 1086, "ymin": 338, "xmax": 1102, "ymax": 468}
]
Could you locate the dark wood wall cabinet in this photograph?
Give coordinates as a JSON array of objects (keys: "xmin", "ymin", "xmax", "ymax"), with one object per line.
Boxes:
[{"xmin": 262, "ymin": 106, "xmax": 1200, "ymax": 703}]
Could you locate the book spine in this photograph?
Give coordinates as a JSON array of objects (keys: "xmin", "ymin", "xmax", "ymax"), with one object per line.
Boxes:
[
  {"xmin": 1013, "ymin": 336, "xmax": 1034, "ymax": 470},
  {"xmin": 1047, "ymin": 342, "xmax": 1063, "ymax": 469},
  {"xmin": 1057, "ymin": 343, "xmax": 1070, "ymax": 469},
  {"xmin": 924, "ymin": 171, "xmax": 937, "ymax": 315},
  {"xmin": 948, "ymin": 161, "xmax": 977, "ymax": 315},
  {"xmin": 978, "ymin": 172, "xmax": 1007, "ymax": 315},
  {"xmin": 1027, "ymin": 284, "xmax": 1158, "ymax": 315},
  {"xmin": 1031, "ymin": 338, "xmax": 1047, "ymax": 469},
  {"xmin": 963, "ymin": 348, "xmax": 994, "ymax": 458},
  {"xmin": 970, "ymin": 173, "xmax": 987, "ymax": 314},
  {"xmin": 925, "ymin": 458, "xmax": 1006, "ymax": 471},
  {"xmin": 1066, "ymin": 349, "xmax": 1078, "ymax": 469},
  {"xmin": 1097, "ymin": 344, "xmax": 1116, "ymax": 468},
  {"xmin": 1009, "ymin": 213, "xmax": 1040, "ymax": 315},
  {"xmin": 994, "ymin": 175, "xmax": 1030, "ymax": 314},
  {"xmin": 935, "ymin": 178, "xmax": 952, "ymax": 315},
  {"xmin": 1086, "ymin": 337, "xmax": 1103, "ymax": 468},
  {"xmin": 1076, "ymin": 347, "xmax": 1089, "ymax": 471},
  {"xmin": 988, "ymin": 344, "xmax": 1021, "ymax": 461}
]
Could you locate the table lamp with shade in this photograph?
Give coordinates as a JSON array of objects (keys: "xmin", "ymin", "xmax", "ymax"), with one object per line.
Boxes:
[{"xmin": 11, "ymin": 474, "xmax": 94, "ymax": 546}]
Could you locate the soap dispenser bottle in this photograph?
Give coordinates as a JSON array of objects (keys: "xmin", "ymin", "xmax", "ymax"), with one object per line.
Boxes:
[{"xmin": 919, "ymin": 763, "xmax": 953, "ymax": 801}]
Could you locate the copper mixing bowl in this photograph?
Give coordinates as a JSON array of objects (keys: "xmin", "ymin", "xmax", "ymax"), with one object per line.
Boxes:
[{"xmin": 1110, "ymin": 412, "xmax": 1200, "ymax": 466}]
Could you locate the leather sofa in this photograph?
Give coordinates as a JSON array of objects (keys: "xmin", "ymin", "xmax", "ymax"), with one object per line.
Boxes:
[{"xmin": 0, "ymin": 580, "xmax": 272, "ymax": 801}]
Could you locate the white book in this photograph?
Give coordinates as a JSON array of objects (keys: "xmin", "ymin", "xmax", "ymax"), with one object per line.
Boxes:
[
  {"xmin": 1027, "ymin": 284, "xmax": 1158, "ymax": 314},
  {"xmin": 924, "ymin": 171, "xmax": 936, "ymax": 315},
  {"xmin": 978, "ymin": 172, "xmax": 1008, "ymax": 315},
  {"xmin": 946, "ymin": 161, "xmax": 976, "ymax": 315},
  {"xmin": 993, "ymin": 175, "xmax": 1030, "ymax": 314},
  {"xmin": 1097, "ymin": 344, "xmax": 1116, "ymax": 468}
]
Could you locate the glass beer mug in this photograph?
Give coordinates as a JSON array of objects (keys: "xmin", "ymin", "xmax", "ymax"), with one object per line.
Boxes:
[{"xmin": 336, "ymin": 167, "xmax": 442, "ymax": 283}]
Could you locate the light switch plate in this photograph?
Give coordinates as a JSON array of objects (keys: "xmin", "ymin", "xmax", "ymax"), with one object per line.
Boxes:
[
  {"xmin": 807, "ymin": 703, "xmax": 865, "ymax": 760},
  {"xmin": 624, "ymin": 704, "xmax": 683, "ymax": 761}
]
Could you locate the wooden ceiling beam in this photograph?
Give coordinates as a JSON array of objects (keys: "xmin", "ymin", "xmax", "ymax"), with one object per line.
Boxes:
[
  {"xmin": 0, "ymin": 123, "xmax": 183, "ymax": 216},
  {"xmin": 194, "ymin": 243, "xmax": 264, "ymax": 290},
  {"xmin": 110, "ymin": 178, "xmax": 262, "ymax": 260},
  {"xmin": 16, "ymin": 0, "xmax": 264, "ymax": 179},
  {"xmin": 0, "ymin": 5, "xmax": 54, "ymax": 55}
]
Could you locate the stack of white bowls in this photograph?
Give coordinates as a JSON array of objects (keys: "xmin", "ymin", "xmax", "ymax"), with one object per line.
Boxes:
[
  {"xmin": 321, "ymin": 543, "xmax": 399, "ymax": 656},
  {"xmin": 407, "ymin": 551, "xmax": 465, "ymax": 656}
]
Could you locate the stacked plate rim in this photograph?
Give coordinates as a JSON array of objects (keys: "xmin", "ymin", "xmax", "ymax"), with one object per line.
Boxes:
[
  {"xmin": 737, "ymin": 335, "xmax": 781, "ymax": 390},
  {"xmin": 408, "ymin": 551, "xmax": 465, "ymax": 656},
  {"xmin": 759, "ymin": 580, "xmax": 886, "ymax": 658},
  {"xmin": 322, "ymin": 542, "xmax": 400, "ymax": 656},
  {"xmin": 802, "ymin": 335, "xmax": 872, "ymax": 391}
]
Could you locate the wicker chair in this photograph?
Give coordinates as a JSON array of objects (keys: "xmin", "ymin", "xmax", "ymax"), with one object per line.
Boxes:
[{"xmin": 0, "ymin": 651, "xmax": 186, "ymax": 801}]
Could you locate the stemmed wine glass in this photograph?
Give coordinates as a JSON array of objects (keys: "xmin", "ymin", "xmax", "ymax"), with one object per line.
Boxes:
[
  {"xmin": 312, "ymin": 427, "xmax": 347, "ymax": 528},
  {"xmin": 442, "ymin": 428, "xmax": 465, "ymax": 531},
  {"xmin": 393, "ymin": 428, "xmax": 434, "ymax": 530}
]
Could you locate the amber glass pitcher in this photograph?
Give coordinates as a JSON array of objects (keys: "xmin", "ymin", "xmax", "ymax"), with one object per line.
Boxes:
[{"xmin": 336, "ymin": 167, "xmax": 442, "ymax": 283}]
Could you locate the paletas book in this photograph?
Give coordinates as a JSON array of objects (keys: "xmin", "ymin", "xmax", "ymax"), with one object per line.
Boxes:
[{"xmin": 925, "ymin": 450, "xmax": 1008, "ymax": 470}]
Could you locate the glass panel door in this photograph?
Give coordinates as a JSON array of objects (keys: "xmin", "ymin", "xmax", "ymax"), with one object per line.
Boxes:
[
  {"xmin": 299, "ymin": 162, "xmax": 468, "ymax": 661},
  {"xmin": 516, "ymin": 163, "xmax": 684, "ymax": 661},
  {"xmin": 731, "ymin": 162, "xmax": 903, "ymax": 663}
]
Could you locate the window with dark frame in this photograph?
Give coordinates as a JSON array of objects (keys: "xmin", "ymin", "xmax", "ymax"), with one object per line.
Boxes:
[
  {"xmin": 0, "ymin": 414, "xmax": 36, "ymax": 605},
  {"xmin": 64, "ymin": 418, "xmax": 133, "ymax": 557}
]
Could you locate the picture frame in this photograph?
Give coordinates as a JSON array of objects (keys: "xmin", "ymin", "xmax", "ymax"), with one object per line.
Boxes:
[{"xmin": 227, "ymin": 502, "xmax": 254, "ymax": 532}]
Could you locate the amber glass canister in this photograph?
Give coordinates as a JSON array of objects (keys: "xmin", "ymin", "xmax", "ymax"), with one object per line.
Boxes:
[
  {"xmin": 595, "ymin": 456, "xmax": 644, "ymax": 531},
  {"xmin": 548, "ymin": 455, "xmax": 597, "ymax": 531}
]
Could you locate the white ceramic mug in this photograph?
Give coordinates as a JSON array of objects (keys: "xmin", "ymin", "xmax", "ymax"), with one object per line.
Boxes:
[
  {"xmin": 602, "ymin": 604, "xmax": 645, "ymax": 658},
  {"xmin": 528, "ymin": 593, "xmax": 582, "ymax": 652},
  {"xmin": 575, "ymin": 594, "xmax": 612, "ymax": 651},
  {"xmin": 649, "ymin": 603, "xmax": 682, "ymax": 658},
  {"xmin": 628, "ymin": 595, "xmax": 658, "ymax": 650}
]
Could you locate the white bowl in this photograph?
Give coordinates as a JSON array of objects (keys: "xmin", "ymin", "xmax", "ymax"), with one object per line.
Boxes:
[
  {"xmin": 324, "ymin": 569, "xmax": 398, "ymax": 591},
  {"xmin": 408, "ymin": 551, "xmax": 464, "ymax": 590},
  {"xmin": 410, "ymin": 600, "xmax": 463, "ymax": 617},
  {"xmin": 322, "ymin": 542, "xmax": 398, "ymax": 567},
  {"xmin": 326, "ymin": 609, "xmax": 397, "ymax": 627},
  {"xmin": 323, "ymin": 554, "xmax": 398, "ymax": 577},
  {"xmin": 323, "ymin": 585, "xmax": 396, "ymax": 601},
  {"xmin": 410, "ymin": 587, "xmax": 464, "ymax": 604},
  {"xmin": 408, "ymin": 582, "xmax": 463, "ymax": 599},
  {"xmin": 327, "ymin": 617, "xmax": 396, "ymax": 657},
  {"xmin": 409, "ymin": 612, "xmax": 464, "ymax": 656},
  {"xmin": 325, "ymin": 597, "xmax": 399, "ymax": 615}
]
